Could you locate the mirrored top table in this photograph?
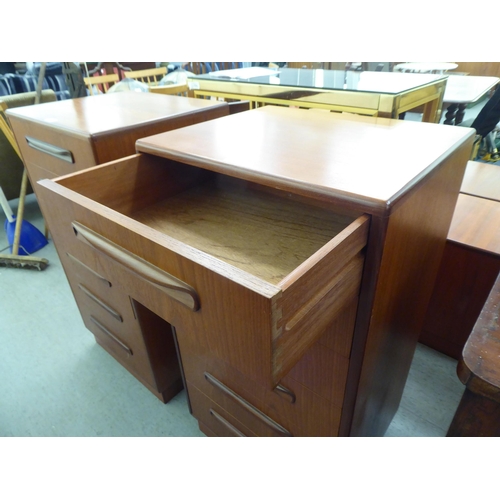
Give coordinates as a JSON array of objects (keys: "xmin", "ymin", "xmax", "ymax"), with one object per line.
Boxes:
[{"xmin": 188, "ymin": 68, "xmax": 448, "ymax": 122}]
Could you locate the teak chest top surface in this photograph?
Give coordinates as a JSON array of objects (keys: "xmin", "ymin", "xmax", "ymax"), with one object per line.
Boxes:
[
  {"xmin": 136, "ymin": 106, "xmax": 474, "ymax": 213},
  {"xmin": 6, "ymin": 92, "xmax": 228, "ymax": 138}
]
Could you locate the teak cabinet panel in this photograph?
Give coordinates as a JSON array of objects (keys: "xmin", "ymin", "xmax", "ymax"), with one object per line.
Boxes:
[{"xmin": 33, "ymin": 106, "xmax": 474, "ymax": 436}]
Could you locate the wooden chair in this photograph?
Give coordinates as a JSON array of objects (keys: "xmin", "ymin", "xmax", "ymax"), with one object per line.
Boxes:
[
  {"xmin": 185, "ymin": 62, "xmax": 242, "ymax": 75},
  {"xmin": 122, "ymin": 67, "xmax": 167, "ymax": 86},
  {"xmin": 149, "ymin": 83, "xmax": 191, "ymax": 97},
  {"xmin": 84, "ymin": 74, "xmax": 119, "ymax": 95}
]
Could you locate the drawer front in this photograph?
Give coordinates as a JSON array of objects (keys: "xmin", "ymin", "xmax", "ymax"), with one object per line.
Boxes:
[
  {"xmin": 62, "ymin": 243, "xmax": 183, "ymax": 398},
  {"xmin": 181, "ymin": 350, "xmax": 342, "ymax": 437},
  {"xmin": 188, "ymin": 383, "xmax": 257, "ymax": 437},
  {"xmin": 79, "ymin": 294, "xmax": 157, "ymax": 390},
  {"xmin": 9, "ymin": 118, "xmax": 97, "ymax": 177}
]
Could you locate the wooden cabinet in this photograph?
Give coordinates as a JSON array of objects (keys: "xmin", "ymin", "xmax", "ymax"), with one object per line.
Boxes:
[
  {"xmin": 420, "ymin": 162, "xmax": 500, "ymax": 359},
  {"xmin": 7, "ymin": 93, "xmax": 228, "ymax": 402},
  {"xmin": 7, "ymin": 92, "xmax": 228, "ymax": 192},
  {"xmin": 35, "ymin": 106, "xmax": 474, "ymax": 436}
]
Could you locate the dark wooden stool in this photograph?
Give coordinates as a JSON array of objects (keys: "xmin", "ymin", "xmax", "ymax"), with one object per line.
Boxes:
[{"xmin": 447, "ymin": 271, "xmax": 500, "ymax": 436}]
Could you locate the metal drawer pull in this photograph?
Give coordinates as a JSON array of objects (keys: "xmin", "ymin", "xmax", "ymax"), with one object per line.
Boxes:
[
  {"xmin": 209, "ymin": 409, "xmax": 247, "ymax": 437},
  {"xmin": 90, "ymin": 316, "xmax": 132, "ymax": 356},
  {"xmin": 78, "ymin": 284, "xmax": 122, "ymax": 322},
  {"xmin": 204, "ymin": 372, "xmax": 292, "ymax": 437},
  {"xmin": 25, "ymin": 136, "xmax": 74, "ymax": 163},
  {"xmin": 72, "ymin": 221, "xmax": 200, "ymax": 312},
  {"xmin": 273, "ymin": 384, "xmax": 296, "ymax": 404},
  {"xmin": 66, "ymin": 253, "xmax": 112, "ymax": 287}
]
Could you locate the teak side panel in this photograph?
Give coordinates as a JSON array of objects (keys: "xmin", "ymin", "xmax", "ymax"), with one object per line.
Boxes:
[{"xmin": 344, "ymin": 138, "xmax": 473, "ymax": 437}]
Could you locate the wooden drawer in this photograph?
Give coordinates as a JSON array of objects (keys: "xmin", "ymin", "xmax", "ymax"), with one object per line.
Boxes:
[
  {"xmin": 188, "ymin": 383, "xmax": 258, "ymax": 437},
  {"xmin": 37, "ymin": 153, "xmax": 369, "ymax": 389},
  {"xmin": 11, "ymin": 121, "xmax": 96, "ymax": 177},
  {"xmin": 181, "ymin": 349, "xmax": 343, "ymax": 437},
  {"xmin": 60, "ymin": 244, "xmax": 183, "ymax": 402},
  {"xmin": 73, "ymin": 281, "xmax": 151, "ymax": 380}
]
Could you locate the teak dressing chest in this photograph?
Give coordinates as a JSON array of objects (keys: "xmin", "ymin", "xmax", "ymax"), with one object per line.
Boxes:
[
  {"xmin": 7, "ymin": 93, "xmax": 228, "ymax": 402},
  {"xmin": 32, "ymin": 105, "xmax": 473, "ymax": 436}
]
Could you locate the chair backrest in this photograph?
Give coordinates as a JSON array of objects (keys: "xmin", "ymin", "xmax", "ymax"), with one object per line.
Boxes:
[
  {"xmin": 122, "ymin": 67, "xmax": 167, "ymax": 86},
  {"xmin": 149, "ymin": 83, "xmax": 190, "ymax": 97},
  {"xmin": 83, "ymin": 74, "xmax": 120, "ymax": 95}
]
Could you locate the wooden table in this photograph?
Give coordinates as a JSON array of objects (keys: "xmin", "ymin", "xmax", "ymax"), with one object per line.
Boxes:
[
  {"xmin": 447, "ymin": 271, "xmax": 500, "ymax": 436},
  {"xmin": 461, "ymin": 160, "xmax": 500, "ymax": 201},
  {"xmin": 442, "ymin": 75, "xmax": 499, "ymax": 125},
  {"xmin": 36, "ymin": 107, "xmax": 474, "ymax": 436},
  {"xmin": 188, "ymin": 68, "xmax": 448, "ymax": 122}
]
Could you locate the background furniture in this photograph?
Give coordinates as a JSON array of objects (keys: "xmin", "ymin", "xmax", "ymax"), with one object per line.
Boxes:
[
  {"xmin": 454, "ymin": 62, "xmax": 500, "ymax": 78},
  {"xmin": 188, "ymin": 68, "xmax": 447, "ymax": 121},
  {"xmin": 447, "ymin": 271, "xmax": 500, "ymax": 436},
  {"xmin": 149, "ymin": 83, "xmax": 190, "ymax": 97},
  {"xmin": 420, "ymin": 162, "xmax": 500, "ymax": 359},
  {"xmin": 0, "ymin": 65, "xmax": 70, "ymax": 101},
  {"xmin": 442, "ymin": 75, "xmax": 499, "ymax": 125},
  {"xmin": 7, "ymin": 92, "xmax": 229, "ymax": 402},
  {"xmin": 36, "ymin": 106, "xmax": 473, "ymax": 436},
  {"xmin": 123, "ymin": 67, "xmax": 167, "ymax": 86},
  {"xmin": 83, "ymin": 73, "xmax": 120, "ymax": 95},
  {"xmin": 394, "ymin": 62, "xmax": 458, "ymax": 74}
]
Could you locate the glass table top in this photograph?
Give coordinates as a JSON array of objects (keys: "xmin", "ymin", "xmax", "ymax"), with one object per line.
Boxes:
[{"xmin": 190, "ymin": 67, "xmax": 448, "ymax": 95}]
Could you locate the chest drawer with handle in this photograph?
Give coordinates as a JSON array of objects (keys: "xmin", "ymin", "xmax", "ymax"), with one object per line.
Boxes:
[{"xmin": 37, "ymin": 152, "xmax": 369, "ymax": 391}]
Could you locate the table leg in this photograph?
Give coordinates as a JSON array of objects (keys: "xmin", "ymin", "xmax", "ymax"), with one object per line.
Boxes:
[
  {"xmin": 443, "ymin": 103, "xmax": 458, "ymax": 125},
  {"xmin": 455, "ymin": 104, "xmax": 467, "ymax": 126},
  {"xmin": 422, "ymin": 97, "xmax": 442, "ymax": 123}
]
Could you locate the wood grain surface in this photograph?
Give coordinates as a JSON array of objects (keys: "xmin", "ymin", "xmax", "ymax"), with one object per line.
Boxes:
[{"xmin": 136, "ymin": 106, "xmax": 474, "ymax": 213}]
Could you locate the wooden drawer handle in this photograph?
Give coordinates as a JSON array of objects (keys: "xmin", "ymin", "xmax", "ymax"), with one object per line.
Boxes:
[
  {"xmin": 78, "ymin": 284, "xmax": 123, "ymax": 322},
  {"xmin": 204, "ymin": 372, "xmax": 292, "ymax": 437},
  {"xmin": 66, "ymin": 253, "xmax": 112, "ymax": 287},
  {"xmin": 25, "ymin": 136, "xmax": 74, "ymax": 164},
  {"xmin": 209, "ymin": 409, "xmax": 247, "ymax": 437},
  {"xmin": 90, "ymin": 316, "xmax": 132, "ymax": 356},
  {"xmin": 273, "ymin": 384, "xmax": 296, "ymax": 404},
  {"xmin": 72, "ymin": 221, "xmax": 200, "ymax": 312}
]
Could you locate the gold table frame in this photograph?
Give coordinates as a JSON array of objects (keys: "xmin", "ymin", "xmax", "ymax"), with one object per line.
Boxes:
[{"xmin": 189, "ymin": 73, "xmax": 447, "ymax": 123}]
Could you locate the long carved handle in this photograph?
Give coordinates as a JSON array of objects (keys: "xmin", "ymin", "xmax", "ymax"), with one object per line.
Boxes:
[
  {"xmin": 72, "ymin": 221, "xmax": 200, "ymax": 312},
  {"xmin": 78, "ymin": 284, "xmax": 123, "ymax": 322},
  {"xmin": 66, "ymin": 253, "xmax": 112, "ymax": 287},
  {"xmin": 204, "ymin": 372, "xmax": 292, "ymax": 437},
  {"xmin": 90, "ymin": 316, "xmax": 132, "ymax": 356},
  {"xmin": 25, "ymin": 136, "xmax": 74, "ymax": 163}
]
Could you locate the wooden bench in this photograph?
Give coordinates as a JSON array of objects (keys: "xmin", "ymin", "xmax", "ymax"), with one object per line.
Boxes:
[
  {"xmin": 420, "ymin": 161, "xmax": 500, "ymax": 359},
  {"xmin": 447, "ymin": 271, "xmax": 500, "ymax": 436}
]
